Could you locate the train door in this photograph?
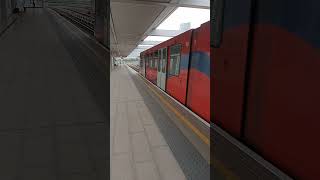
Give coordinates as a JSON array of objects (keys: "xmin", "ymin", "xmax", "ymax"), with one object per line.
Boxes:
[
  {"xmin": 145, "ymin": 54, "xmax": 149, "ymax": 79},
  {"xmin": 212, "ymin": 0, "xmax": 253, "ymax": 137},
  {"xmin": 143, "ymin": 55, "xmax": 146, "ymax": 77},
  {"xmin": 140, "ymin": 55, "xmax": 146, "ymax": 76},
  {"xmin": 153, "ymin": 51, "xmax": 158, "ymax": 84},
  {"xmin": 160, "ymin": 48, "xmax": 167, "ymax": 90},
  {"xmin": 156, "ymin": 50, "xmax": 162, "ymax": 87},
  {"xmin": 157, "ymin": 48, "xmax": 167, "ymax": 90}
]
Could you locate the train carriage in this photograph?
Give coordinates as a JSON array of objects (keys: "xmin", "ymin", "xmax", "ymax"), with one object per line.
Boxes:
[
  {"xmin": 212, "ymin": 0, "xmax": 320, "ymax": 179},
  {"xmin": 187, "ymin": 22, "xmax": 210, "ymax": 121},
  {"xmin": 145, "ymin": 51, "xmax": 158, "ymax": 85},
  {"xmin": 140, "ymin": 0, "xmax": 320, "ymax": 178},
  {"xmin": 140, "ymin": 21, "xmax": 210, "ymax": 122}
]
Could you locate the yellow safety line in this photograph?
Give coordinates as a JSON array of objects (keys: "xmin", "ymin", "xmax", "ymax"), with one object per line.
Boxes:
[
  {"xmin": 214, "ymin": 158, "xmax": 239, "ymax": 180},
  {"xmin": 128, "ymin": 66, "xmax": 239, "ymax": 179},
  {"xmin": 138, "ymin": 73, "xmax": 210, "ymax": 145}
]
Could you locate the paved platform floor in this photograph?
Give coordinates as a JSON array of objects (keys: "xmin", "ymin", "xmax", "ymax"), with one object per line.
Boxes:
[
  {"xmin": 0, "ymin": 7, "xmax": 209, "ymax": 180},
  {"xmin": 111, "ymin": 65, "xmax": 210, "ymax": 180},
  {"xmin": 0, "ymin": 9, "xmax": 107, "ymax": 180},
  {"xmin": 110, "ymin": 65, "xmax": 187, "ymax": 180}
]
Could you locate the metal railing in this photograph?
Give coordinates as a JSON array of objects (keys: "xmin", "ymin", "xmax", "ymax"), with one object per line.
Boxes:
[{"xmin": 50, "ymin": 7, "xmax": 95, "ymax": 35}]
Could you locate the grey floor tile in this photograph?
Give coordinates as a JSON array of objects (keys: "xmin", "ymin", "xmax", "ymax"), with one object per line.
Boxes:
[
  {"xmin": 135, "ymin": 161, "xmax": 160, "ymax": 180},
  {"xmin": 59, "ymin": 173, "xmax": 97, "ymax": 180},
  {"xmin": 128, "ymin": 102, "xmax": 144, "ymax": 134},
  {"xmin": 153, "ymin": 146, "xmax": 186, "ymax": 180},
  {"xmin": 57, "ymin": 142, "xmax": 93, "ymax": 174},
  {"xmin": 0, "ymin": 132, "xmax": 21, "ymax": 179},
  {"xmin": 131, "ymin": 132, "xmax": 152, "ymax": 163},
  {"xmin": 0, "ymin": 8, "xmax": 108, "ymax": 180},
  {"xmin": 111, "ymin": 153, "xmax": 134, "ymax": 180},
  {"xmin": 113, "ymin": 103, "xmax": 130, "ymax": 154},
  {"xmin": 21, "ymin": 167, "xmax": 56, "ymax": 180},
  {"xmin": 137, "ymin": 104, "xmax": 155, "ymax": 125},
  {"xmin": 23, "ymin": 128, "xmax": 54, "ymax": 167},
  {"xmin": 144, "ymin": 125, "xmax": 167, "ymax": 147}
]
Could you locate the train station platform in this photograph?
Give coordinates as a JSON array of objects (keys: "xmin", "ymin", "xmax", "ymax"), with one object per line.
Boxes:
[
  {"xmin": 111, "ymin": 65, "xmax": 210, "ymax": 180},
  {"xmin": 0, "ymin": 7, "xmax": 209, "ymax": 180},
  {"xmin": 0, "ymin": 8, "xmax": 107, "ymax": 179}
]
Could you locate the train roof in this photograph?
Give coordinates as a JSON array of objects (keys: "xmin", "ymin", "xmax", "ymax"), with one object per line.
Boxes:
[{"xmin": 140, "ymin": 21, "xmax": 210, "ymax": 56}]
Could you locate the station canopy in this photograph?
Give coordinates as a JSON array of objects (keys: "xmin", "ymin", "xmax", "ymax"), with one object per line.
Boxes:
[
  {"xmin": 110, "ymin": 0, "xmax": 210, "ymax": 58},
  {"xmin": 127, "ymin": 7, "xmax": 210, "ymax": 58}
]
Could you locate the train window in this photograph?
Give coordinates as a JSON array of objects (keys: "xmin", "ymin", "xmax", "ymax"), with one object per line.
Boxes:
[
  {"xmin": 154, "ymin": 51, "xmax": 158, "ymax": 69},
  {"xmin": 144, "ymin": 55, "xmax": 147, "ymax": 67},
  {"xmin": 152, "ymin": 54, "xmax": 155, "ymax": 68},
  {"xmin": 157, "ymin": 50, "xmax": 161, "ymax": 71},
  {"xmin": 169, "ymin": 44, "xmax": 181, "ymax": 76},
  {"xmin": 153, "ymin": 52, "xmax": 155, "ymax": 68},
  {"xmin": 150, "ymin": 54, "xmax": 154, "ymax": 68},
  {"xmin": 162, "ymin": 48, "xmax": 167, "ymax": 73},
  {"xmin": 150, "ymin": 53, "xmax": 152, "ymax": 68},
  {"xmin": 145, "ymin": 55, "xmax": 148, "ymax": 67}
]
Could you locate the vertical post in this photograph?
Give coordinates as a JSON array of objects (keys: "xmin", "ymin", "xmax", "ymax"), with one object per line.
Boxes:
[
  {"xmin": 92, "ymin": 0, "xmax": 95, "ymax": 16},
  {"xmin": 93, "ymin": 1, "xmax": 110, "ymax": 179},
  {"xmin": 94, "ymin": 0, "xmax": 110, "ymax": 69},
  {"xmin": 95, "ymin": 0, "xmax": 109, "ymax": 47},
  {"xmin": 0, "ymin": 0, "xmax": 8, "ymax": 26}
]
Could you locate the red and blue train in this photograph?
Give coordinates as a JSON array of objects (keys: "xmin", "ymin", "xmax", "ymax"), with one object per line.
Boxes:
[
  {"xmin": 140, "ymin": 0, "xmax": 320, "ymax": 178},
  {"xmin": 139, "ymin": 21, "xmax": 210, "ymax": 123},
  {"xmin": 212, "ymin": 0, "xmax": 320, "ymax": 179}
]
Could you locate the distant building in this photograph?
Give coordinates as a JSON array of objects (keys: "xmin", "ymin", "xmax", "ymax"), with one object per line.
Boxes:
[{"xmin": 179, "ymin": 22, "xmax": 191, "ymax": 31}]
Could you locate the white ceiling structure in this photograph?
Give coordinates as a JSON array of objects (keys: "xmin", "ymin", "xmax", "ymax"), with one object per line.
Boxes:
[{"xmin": 110, "ymin": 0, "xmax": 210, "ymax": 58}]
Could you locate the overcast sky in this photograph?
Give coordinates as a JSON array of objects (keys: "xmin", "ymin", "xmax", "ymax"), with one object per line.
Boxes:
[{"xmin": 157, "ymin": 7, "xmax": 210, "ymax": 30}]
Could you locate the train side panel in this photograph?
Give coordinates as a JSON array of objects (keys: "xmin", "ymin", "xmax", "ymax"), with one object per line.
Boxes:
[
  {"xmin": 166, "ymin": 30, "xmax": 193, "ymax": 105},
  {"xmin": 140, "ymin": 27, "xmax": 210, "ymax": 122},
  {"xmin": 212, "ymin": 0, "xmax": 253, "ymax": 137},
  {"xmin": 145, "ymin": 53, "xmax": 158, "ymax": 84},
  {"xmin": 139, "ymin": 54, "xmax": 145, "ymax": 76},
  {"xmin": 187, "ymin": 22, "xmax": 210, "ymax": 122},
  {"xmin": 244, "ymin": 1, "xmax": 320, "ymax": 179},
  {"xmin": 213, "ymin": 0, "xmax": 320, "ymax": 179}
]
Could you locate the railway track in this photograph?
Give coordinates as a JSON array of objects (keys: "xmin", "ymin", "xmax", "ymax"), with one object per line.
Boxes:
[{"xmin": 50, "ymin": 7, "xmax": 95, "ymax": 35}]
